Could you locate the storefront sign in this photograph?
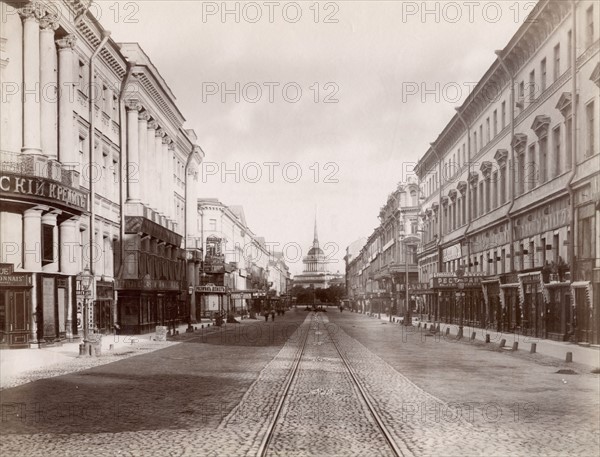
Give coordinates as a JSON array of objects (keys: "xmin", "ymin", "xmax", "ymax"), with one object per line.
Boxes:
[
  {"xmin": 0, "ymin": 264, "xmax": 32, "ymax": 286},
  {"xmin": 431, "ymin": 272, "xmax": 484, "ymax": 288},
  {"xmin": 196, "ymin": 284, "xmax": 226, "ymax": 293},
  {"xmin": 514, "ymin": 200, "xmax": 570, "ymax": 240},
  {"xmin": 0, "ymin": 173, "xmax": 88, "ymax": 211},
  {"xmin": 442, "ymin": 243, "xmax": 462, "ymax": 262}
]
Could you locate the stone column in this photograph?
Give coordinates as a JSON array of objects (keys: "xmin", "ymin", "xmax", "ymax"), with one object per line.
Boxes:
[
  {"xmin": 56, "ymin": 35, "xmax": 77, "ymax": 166},
  {"xmin": 155, "ymin": 129, "xmax": 166, "ymax": 216},
  {"xmin": 147, "ymin": 120, "xmax": 158, "ymax": 211},
  {"xmin": 162, "ymin": 136, "xmax": 172, "ymax": 222},
  {"xmin": 19, "ymin": 3, "xmax": 42, "ymax": 154},
  {"xmin": 41, "ymin": 211, "xmax": 60, "ymax": 273},
  {"xmin": 126, "ymin": 100, "xmax": 142, "ymax": 202},
  {"xmin": 60, "ymin": 217, "xmax": 80, "ymax": 275},
  {"xmin": 167, "ymin": 142, "xmax": 176, "ymax": 223},
  {"xmin": 138, "ymin": 111, "xmax": 149, "ymax": 206},
  {"xmin": 40, "ymin": 16, "xmax": 58, "ymax": 159},
  {"xmin": 23, "ymin": 207, "xmax": 44, "ymax": 271}
]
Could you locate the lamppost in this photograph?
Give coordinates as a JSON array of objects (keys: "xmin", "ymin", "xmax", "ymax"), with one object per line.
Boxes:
[
  {"xmin": 456, "ymin": 267, "xmax": 465, "ymax": 338},
  {"xmin": 80, "ymin": 266, "xmax": 93, "ymax": 356},
  {"xmin": 402, "ymin": 234, "xmax": 421, "ymax": 326}
]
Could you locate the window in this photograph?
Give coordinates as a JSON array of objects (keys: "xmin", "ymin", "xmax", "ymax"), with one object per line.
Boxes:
[
  {"xmin": 586, "ymin": 6, "xmax": 595, "ymax": 49},
  {"xmin": 540, "ymin": 58, "xmax": 547, "ymax": 92},
  {"xmin": 553, "ymin": 43, "xmax": 560, "ymax": 81},
  {"xmin": 42, "ymin": 224, "xmax": 54, "ymax": 265},
  {"xmin": 501, "ymin": 249, "xmax": 506, "ymax": 274},
  {"xmin": 517, "ymin": 151, "xmax": 525, "ymax": 196},
  {"xmin": 518, "ymin": 81, "xmax": 525, "ymax": 106},
  {"xmin": 486, "ymin": 117, "xmax": 490, "ymax": 143},
  {"xmin": 462, "ymin": 144, "xmax": 466, "ymax": 165},
  {"xmin": 500, "ymin": 166, "xmax": 506, "ymax": 205},
  {"xmin": 541, "ymin": 237, "xmax": 546, "ymax": 266},
  {"xmin": 501, "ymin": 101, "xmax": 506, "ymax": 129},
  {"xmin": 78, "ymin": 60, "xmax": 85, "ymax": 89},
  {"xmin": 479, "ymin": 124, "xmax": 483, "ymax": 150},
  {"xmin": 493, "ymin": 110, "xmax": 498, "ymax": 136},
  {"xmin": 566, "ymin": 117, "xmax": 573, "ymax": 170},
  {"xmin": 529, "ymin": 70, "xmax": 536, "ymax": 102},
  {"xmin": 492, "ymin": 171, "xmax": 498, "ymax": 209},
  {"xmin": 528, "ymin": 241, "xmax": 535, "ymax": 269},
  {"xmin": 78, "ymin": 136, "xmax": 85, "ymax": 185},
  {"xmin": 485, "ymin": 177, "xmax": 490, "ymax": 213},
  {"xmin": 553, "ymin": 234, "xmax": 560, "ymax": 263},
  {"xmin": 472, "ymin": 184, "xmax": 478, "ymax": 218},
  {"xmin": 112, "ymin": 95, "xmax": 118, "ymax": 119},
  {"xmin": 112, "ymin": 158, "xmax": 118, "ymax": 188},
  {"xmin": 585, "ymin": 101, "xmax": 595, "ymax": 158},
  {"xmin": 567, "ymin": 30, "xmax": 572, "ymax": 67},
  {"xmin": 473, "ymin": 131, "xmax": 478, "ymax": 153},
  {"xmin": 208, "ymin": 219, "xmax": 217, "ymax": 231},
  {"xmin": 539, "ymin": 136, "xmax": 548, "ymax": 184},
  {"xmin": 478, "ymin": 181, "xmax": 484, "ymax": 215},
  {"xmin": 528, "ymin": 144, "xmax": 537, "ymax": 190},
  {"xmin": 102, "ymin": 85, "xmax": 110, "ymax": 112},
  {"xmin": 553, "ymin": 126, "xmax": 561, "ymax": 178}
]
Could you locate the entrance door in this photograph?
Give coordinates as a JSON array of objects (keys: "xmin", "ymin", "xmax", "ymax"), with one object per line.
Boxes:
[{"xmin": 0, "ymin": 290, "xmax": 30, "ymax": 347}]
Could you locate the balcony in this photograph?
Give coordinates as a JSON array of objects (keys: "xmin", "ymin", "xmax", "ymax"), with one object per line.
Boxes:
[{"xmin": 1, "ymin": 150, "xmax": 80, "ymax": 188}]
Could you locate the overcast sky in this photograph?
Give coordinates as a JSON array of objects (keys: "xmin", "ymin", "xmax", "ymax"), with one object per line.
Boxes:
[{"xmin": 105, "ymin": 1, "xmax": 527, "ymax": 275}]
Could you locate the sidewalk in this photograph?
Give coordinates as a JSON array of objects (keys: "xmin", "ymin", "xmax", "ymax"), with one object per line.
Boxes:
[
  {"xmin": 0, "ymin": 319, "xmax": 220, "ymax": 390},
  {"xmin": 361, "ymin": 311, "xmax": 600, "ymax": 369}
]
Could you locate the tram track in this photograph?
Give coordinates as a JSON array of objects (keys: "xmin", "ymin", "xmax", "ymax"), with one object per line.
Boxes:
[{"xmin": 258, "ymin": 313, "xmax": 413, "ymax": 457}]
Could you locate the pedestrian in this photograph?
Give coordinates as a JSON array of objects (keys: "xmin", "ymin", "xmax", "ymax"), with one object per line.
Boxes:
[
  {"xmin": 271, "ymin": 311, "xmax": 275, "ymax": 321},
  {"xmin": 264, "ymin": 312, "xmax": 269, "ymax": 322}
]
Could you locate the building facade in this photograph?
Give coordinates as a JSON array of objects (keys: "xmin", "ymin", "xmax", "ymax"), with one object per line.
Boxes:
[
  {"xmin": 414, "ymin": 0, "xmax": 598, "ymax": 343},
  {"xmin": 193, "ymin": 199, "xmax": 289, "ymax": 320},
  {"xmin": 345, "ymin": 181, "xmax": 421, "ymax": 316},
  {"xmin": 0, "ymin": 0, "xmax": 203, "ymax": 344},
  {"xmin": 345, "ymin": 0, "xmax": 598, "ymax": 343}
]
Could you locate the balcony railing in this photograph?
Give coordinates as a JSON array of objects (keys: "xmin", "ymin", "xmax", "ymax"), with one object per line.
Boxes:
[{"xmin": 1, "ymin": 150, "xmax": 80, "ymax": 188}]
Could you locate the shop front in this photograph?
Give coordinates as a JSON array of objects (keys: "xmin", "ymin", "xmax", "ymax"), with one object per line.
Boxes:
[
  {"xmin": 430, "ymin": 272, "xmax": 484, "ymax": 327},
  {"xmin": 0, "ymin": 264, "xmax": 33, "ymax": 348}
]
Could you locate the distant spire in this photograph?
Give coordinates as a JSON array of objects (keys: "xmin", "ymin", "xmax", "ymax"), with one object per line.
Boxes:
[{"xmin": 313, "ymin": 207, "xmax": 319, "ymax": 248}]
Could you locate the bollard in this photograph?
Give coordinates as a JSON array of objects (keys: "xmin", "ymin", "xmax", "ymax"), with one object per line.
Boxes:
[
  {"xmin": 445, "ymin": 327, "xmax": 450, "ymax": 336},
  {"xmin": 566, "ymin": 352, "xmax": 573, "ymax": 363},
  {"xmin": 471, "ymin": 331, "xmax": 476, "ymax": 341},
  {"xmin": 109, "ymin": 344, "xmax": 114, "ymax": 351},
  {"xmin": 79, "ymin": 343, "xmax": 86, "ymax": 356},
  {"xmin": 457, "ymin": 328, "xmax": 463, "ymax": 340},
  {"xmin": 423, "ymin": 323, "xmax": 427, "ymax": 330},
  {"xmin": 485, "ymin": 334, "xmax": 490, "ymax": 343},
  {"xmin": 512, "ymin": 341, "xmax": 518, "ymax": 351},
  {"xmin": 530, "ymin": 343, "xmax": 537, "ymax": 353},
  {"xmin": 499, "ymin": 339, "xmax": 506, "ymax": 348}
]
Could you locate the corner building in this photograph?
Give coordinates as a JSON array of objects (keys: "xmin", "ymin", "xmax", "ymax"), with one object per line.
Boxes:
[
  {"xmin": 415, "ymin": 0, "xmax": 599, "ymax": 343},
  {"xmin": 0, "ymin": 1, "xmax": 203, "ymax": 345}
]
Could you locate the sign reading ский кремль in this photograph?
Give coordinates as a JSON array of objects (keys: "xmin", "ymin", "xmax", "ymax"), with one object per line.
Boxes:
[{"xmin": 0, "ymin": 173, "xmax": 88, "ymax": 211}]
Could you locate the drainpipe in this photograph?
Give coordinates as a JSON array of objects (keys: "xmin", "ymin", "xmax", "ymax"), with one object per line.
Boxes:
[
  {"xmin": 495, "ymin": 49, "xmax": 517, "ymax": 274},
  {"xmin": 566, "ymin": 0, "xmax": 577, "ymax": 283},
  {"xmin": 454, "ymin": 109, "xmax": 472, "ymax": 271},
  {"xmin": 184, "ymin": 146, "xmax": 203, "ymax": 325},
  {"xmin": 88, "ymin": 30, "xmax": 110, "ymax": 281},
  {"xmin": 116, "ymin": 62, "xmax": 135, "ymax": 278},
  {"xmin": 429, "ymin": 142, "xmax": 444, "ymax": 272}
]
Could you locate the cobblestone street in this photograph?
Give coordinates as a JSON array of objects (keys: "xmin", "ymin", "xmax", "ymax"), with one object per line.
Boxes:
[{"xmin": 1, "ymin": 310, "xmax": 598, "ymax": 456}]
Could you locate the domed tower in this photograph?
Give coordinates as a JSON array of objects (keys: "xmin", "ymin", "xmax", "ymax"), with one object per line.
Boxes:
[{"xmin": 303, "ymin": 215, "xmax": 327, "ymax": 273}]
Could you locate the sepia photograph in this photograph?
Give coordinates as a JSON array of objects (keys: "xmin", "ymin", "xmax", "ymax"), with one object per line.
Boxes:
[{"xmin": 0, "ymin": 0, "xmax": 599, "ymax": 455}]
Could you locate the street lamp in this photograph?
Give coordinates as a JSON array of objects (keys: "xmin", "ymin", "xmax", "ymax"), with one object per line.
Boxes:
[
  {"xmin": 402, "ymin": 234, "xmax": 421, "ymax": 326},
  {"xmin": 80, "ymin": 266, "xmax": 93, "ymax": 356}
]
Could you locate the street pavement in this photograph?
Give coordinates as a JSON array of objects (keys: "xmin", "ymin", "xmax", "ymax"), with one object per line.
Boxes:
[{"xmin": 0, "ymin": 308, "xmax": 598, "ymax": 456}]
